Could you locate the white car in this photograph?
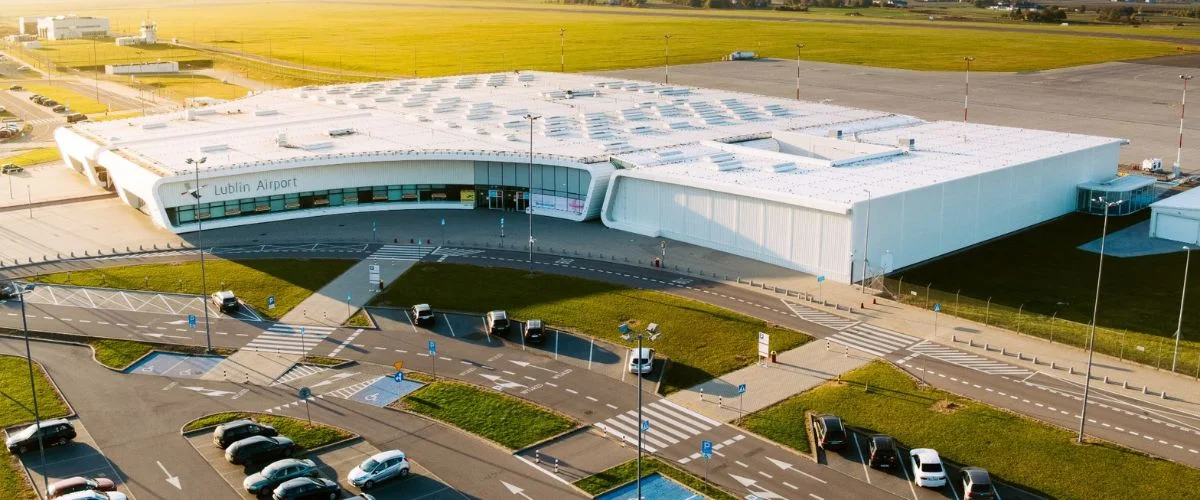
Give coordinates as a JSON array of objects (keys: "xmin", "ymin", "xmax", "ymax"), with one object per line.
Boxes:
[
  {"xmin": 16, "ymin": 65, "xmax": 31, "ymax": 72},
  {"xmin": 58, "ymin": 490, "xmax": 129, "ymax": 500},
  {"xmin": 909, "ymin": 448, "xmax": 948, "ymax": 488},
  {"xmin": 628, "ymin": 347, "xmax": 654, "ymax": 375},
  {"xmin": 348, "ymin": 449, "xmax": 410, "ymax": 489}
]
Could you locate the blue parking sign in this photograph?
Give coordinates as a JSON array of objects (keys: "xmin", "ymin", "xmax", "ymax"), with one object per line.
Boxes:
[
  {"xmin": 701, "ymin": 440, "xmax": 713, "ymax": 459},
  {"xmin": 267, "ymin": 295, "xmax": 276, "ymax": 310},
  {"xmin": 187, "ymin": 314, "xmax": 196, "ymax": 329},
  {"xmin": 737, "ymin": 383, "xmax": 747, "ymax": 394},
  {"xmin": 428, "ymin": 340, "xmax": 436, "ymax": 355},
  {"xmin": 394, "ymin": 372, "xmax": 404, "ymax": 382},
  {"xmin": 817, "ymin": 275, "xmax": 826, "ymax": 283}
]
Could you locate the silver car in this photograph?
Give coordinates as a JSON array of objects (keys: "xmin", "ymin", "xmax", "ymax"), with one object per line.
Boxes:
[
  {"xmin": 243, "ymin": 458, "xmax": 318, "ymax": 494},
  {"xmin": 348, "ymin": 450, "xmax": 410, "ymax": 489}
]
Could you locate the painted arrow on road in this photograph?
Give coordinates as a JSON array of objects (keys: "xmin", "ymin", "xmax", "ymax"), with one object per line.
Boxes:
[
  {"xmin": 508, "ymin": 360, "xmax": 558, "ymax": 374},
  {"xmin": 157, "ymin": 461, "xmax": 182, "ymax": 490},
  {"xmin": 765, "ymin": 456, "xmax": 828, "ymax": 484},
  {"xmin": 180, "ymin": 386, "xmax": 236, "ymax": 397},
  {"xmin": 479, "ymin": 373, "xmax": 527, "ymax": 391},
  {"xmin": 501, "ymin": 480, "xmax": 533, "ymax": 500},
  {"xmin": 729, "ymin": 473, "xmax": 785, "ymax": 499}
]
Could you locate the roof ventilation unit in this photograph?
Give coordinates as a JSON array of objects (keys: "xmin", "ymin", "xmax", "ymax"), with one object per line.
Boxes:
[
  {"xmin": 253, "ymin": 109, "xmax": 278, "ymax": 117},
  {"xmin": 706, "ymin": 152, "xmax": 741, "ymax": 171},
  {"xmin": 198, "ymin": 144, "xmax": 228, "ymax": 153},
  {"xmin": 300, "ymin": 142, "xmax": 333, "ymax": 151},
  {"xmin": 828, "ymin": 130, "xmax": 843, "ymax": 140},
  {"xmin": 769, "ymin": 162, "xmax": 796, "ymax": 173},
  {"xmin": 897, "ymin": 137, "xmax": 915, "ymax": 151},
  {"xmin": 141, "ymin": 122, "xmax": 167, "ymax": 130},
  {"xmin": 328, "ymin": 128, "xmax": 356, "ymax": 137},
  {"xmin": 655, "ymin": 149, "xmax": 683, "ymax": 161}
]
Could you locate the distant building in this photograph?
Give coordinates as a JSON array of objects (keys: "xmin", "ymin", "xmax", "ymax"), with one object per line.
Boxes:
[
  {"xmin": 17, "ymin": 17, "xmax": 38, "ymax": 35},
  {"xmin": 104, "ymin": 61, "xmax": 179, "ymax": 76},
  {"xmin": 36, "ymin": 15, "xmax": 109, "ymax": 40},
  {"xmin": 115, "ymin": 20, "xmax": 157, "ymax": 46}
]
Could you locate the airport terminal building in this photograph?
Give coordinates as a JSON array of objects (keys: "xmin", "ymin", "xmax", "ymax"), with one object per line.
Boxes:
[{"xmin": 55, "ymin": 71, "xmax": 1121, "ymax": 283}]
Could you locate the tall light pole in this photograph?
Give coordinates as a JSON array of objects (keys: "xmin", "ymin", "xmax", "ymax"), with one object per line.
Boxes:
[
  {"xmin": 620, "ymin": 322, "xmax": 661, "ymax": 500},
  {"xmin": 1078, "ymin": 197, "xmax": 1123, "ymax": 444},
  {"xmin": 861, "ymin": 189, "xmax": 871, "ymax": 293},
  {"xmin": 663, "ymin": 34, "xmax": 672, "ymax": 85},
  {"xmin": 1173, "ymin": 246, "xmax": 1191, "ymax": 372},
  {"xmin": 1178, "ymin": 74, "xmax": 1192, "ymax": 174},
  {"xmin": 963, "ymin": 56, "xmax": 975, "ymax": 122},
  {"xmin": 559, "ymin": 28, "xmax": 566, "ymax": 73},
  {"xmin": 15, "ymin": 283, "xmax": 48, "ymax": 496},
  {"xmin": 524, "ymin": 114, "xmax": 540, "ymax": 273},
  {"xmin": 795, "ymin": 43, "xmax": 804, "ymax": 101},
  {"xmin": 185, "ymin": 157, "xmax": 213, "ymax": 354}
]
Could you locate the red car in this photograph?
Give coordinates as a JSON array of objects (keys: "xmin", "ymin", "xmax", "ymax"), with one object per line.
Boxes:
[{"xmin": 48, "ymin": 477, "xmax": 116, "ymax": 498}]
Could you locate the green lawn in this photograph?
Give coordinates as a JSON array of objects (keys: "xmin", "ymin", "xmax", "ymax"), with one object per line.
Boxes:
[
  {"xmin": 887, "ymin": 212, "xmax": 1200, "ymax": 374},
  {"xmin": 32, "ymin": 259, "xmax": 355, "ymax": 320},
  {"xmin": 397, "ymin": 381, "xmax": 574, "ymax": 450},
  {"xmin": 575, "ymin": 457, "xmax": 736, "ymax": 499},
  {"xmin": 2, "ymin": 148, "xmax": 60, "ymax": 167},
  {"xmin": 89, "ymin": 339, "xmax": 153, "ymax": 369},
  {"xmin": 183, "ymin": 412, "xmax": 353, "ymax": 451},
  {"xmin": 738, "ymin": 361, "xmax": 1200, "ymax": 500},
  {"xmin": 0, "ymin": 453, "xmax": 35, "ymax": 500},
  {"xmin": 373, "ymin": 263, "xmax": 808, "ymax": 393},
  {"xmin": 0, "ymin": 356, "xmax": 71, "ymax": 500},
  {"xmin": 345, "ymin": 309, "xmax": 372, "ymax": 328}
]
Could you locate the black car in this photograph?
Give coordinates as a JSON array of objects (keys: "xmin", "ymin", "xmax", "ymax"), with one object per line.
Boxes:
[
  {"xmin": 213, "ymin": 419, "xmax": 278, "ymax": 449},
  {"xmin": 813, "ymin": 414, "xmax": 846, "ymax": 450},
  {"xmin": 867, "ymin": 434, "xmax": 899, "ymax": 469},
  {"xmin": 5, "ymin": 418, "xmax": 76, "ymax": 454},
  {"xmin": 0, "ymin": 280, "xmax": 17, "ymax": 300},
  {"xmin": 272, "ymin": 477, "xmax": 339, "ymax": 500},
  {"xmin": 224, "ymin": 435, "xmax": 295, "ymax": 466},
  {"xmin": 523, "ymin": 319, "xmax": 546, "ymax": 345}
]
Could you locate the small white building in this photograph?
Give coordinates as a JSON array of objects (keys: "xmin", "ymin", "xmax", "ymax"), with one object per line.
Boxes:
[
  {"xmin": 36, "ymin": 15, "xmax": 109, "ymax": 40},
  {"xmin": 115, "ymin": 20, "xmax": 157, "ymax": 46},
  {"xmin": 1149, "ymin": 187, "xmax": 1200, "ymax": 245},
  {"xmin": 104, "ymin": 61, "xmax": 179, "ymax": 76}
]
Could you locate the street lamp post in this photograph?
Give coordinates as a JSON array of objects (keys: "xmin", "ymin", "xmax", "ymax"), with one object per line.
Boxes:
[
  {"xmin": 559, "ymin": 28, "xmax": 566, "ymax": 73},
  {"xmin": 795, "ymin": 43, "xmax": 804, "ymax": 101},
  {"xmin": 1173, "ymin": 246, "xmax": 1191, "ymax": 372},
  {"xmin": 525, "ymin": 114, "xmax": 540, "ymax": 273},
  {"xmin": 620, "ymin": 322, "xmax": 661, "ymax": 500},
  {"xmin": 663, "ymin": 34, "xmax": 672, "ymax": 84},
  {"xmin": 861, "ymin": 189, "xmax": 871, "ymax": 293},
  {"xmin": 16, "ymin": 283, "xmax": 49, "ymax": 496},
  {"xmin": 1078, "ymin": 197, "xmax": 1123, "ymax": 444},
  {"xmin": 1178, "ymin": 74, "xmax": 1192, "ymax": 174},
  {"xmin": 185, "ymin": 157, "xmax": 213, "ymax": 354},
  {"xmin": 963, "ymin": 56, "xmax": 975, "ymax": 122}
]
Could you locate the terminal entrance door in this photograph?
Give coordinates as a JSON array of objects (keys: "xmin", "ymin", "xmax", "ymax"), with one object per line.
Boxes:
[{"xmin": 487, "ymin": 189, "xmax": 504, "ymax": 210}]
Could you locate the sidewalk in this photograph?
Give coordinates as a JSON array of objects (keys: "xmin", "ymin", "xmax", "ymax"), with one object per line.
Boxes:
[
  {"xmin": 666, "ymin": 341, "xmax": 872, "ymax": 423},
  {"xmin": 279, "ymin": 258, "xmax": 414, "ymax": 327}
]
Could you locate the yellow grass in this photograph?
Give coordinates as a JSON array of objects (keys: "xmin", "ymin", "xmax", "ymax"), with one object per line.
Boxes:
[
  {"xmin": 2, "ymin": 147, "xmax": 60, "ymax": 167},
  {"xmin": 125, "ymin": 74, "xmax": 248, "ymax": 103},
  {"xmin": 20, "ymin": 84, "xmax": 108, "ymax": 114}
]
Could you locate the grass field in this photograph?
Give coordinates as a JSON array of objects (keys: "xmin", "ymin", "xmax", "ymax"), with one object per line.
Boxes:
[
  {"xmin": 126, "ymin": 74, "xmax": 249, "ymax": 103},
  {"xmin": 182, "ymin": 412, "xmax": 353, "ymax": 450},
  {"xmin": 20, "ymin": 84, "xmax": 108, "ymax": 115},
  {"xmin": 574, "ymin": 457, "xmax": 736, "ymax": 499},
  {"xmin": 738, "ymin": 361, "xmax": 1200, "ymax": 500},
  {"xmin": 396, "ymin": 381, "xmax": 574, "ymax": 449},
  {"xmin": 372, "ymin": 263, "xmax": 807, "ymax": 393},
  {"xmin": 1, "ymin": 148, "xmax": 59, "ymax": 167},
  {"xmin": 0, "ymin": 355, "xmax": 71, "ymax": 500},
  {"xmin": 31, "ymin": 259, "xmax": 354, "ymax": 320},
  {"xmin": 89, "ymin": 339, "xmax": 153, "ymax": 369}
]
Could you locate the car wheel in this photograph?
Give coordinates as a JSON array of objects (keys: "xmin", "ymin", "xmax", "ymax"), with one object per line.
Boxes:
[
  {"xmin": 363, "ymin": 480, "xmax": 374, "ymax": 490},
  {"xmin": 400, "ymin": 467, "xmax": 410, "ymax": 478},
  {"xmin": 56, "ymin": 437, "xmax": 67, "ymax": 446},
  {"xmin": 327, "ymin": 493, "xmax": 336, "ymax": 500}
]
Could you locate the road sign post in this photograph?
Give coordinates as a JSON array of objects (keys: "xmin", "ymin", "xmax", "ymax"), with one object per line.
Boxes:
[
  {"xmin": 298, "ymin": 387, "xmax": 312, "ymax": 425},
  {"xmin": 267, "ymin": 295, "xmax": 275, "ymax": 310},
  {"xmin": 701, "ymin": 440, "xmax": 712, "ymax": 487},
  {"xmin": 187, "ymin": 314, "xmax": 196, "ymax": 330},
  {"xmin": 757, "ymin": 332, "xmax": 770, "ymax": 363},
  {"xmin": 394, "ymin": 371, "xmax": 404, "ymax": 382},
  {"xmin": 817, "ymin": 275, "xmax": 826, "ymax": 302},
  {"xmin": 346, "ymin": 293, "xmax": 352, "ymax": 319},
  {"xmin": 428, "ymin": 340, "xmax": 437, "ymax": 377},
  {"xmin": 441, "ymin": 217, "xmax": 446, "ymax": 245},
  {"xmin": 933, "ymin": 303, "xmax": 941, "ymax": 338},
  {"xmin": 737, "ymin": 383, "xmax": 747, "ymax": 414},
  {"xmin": 500, "ymin": 217, "xmax": 505, "ymax": 240}
]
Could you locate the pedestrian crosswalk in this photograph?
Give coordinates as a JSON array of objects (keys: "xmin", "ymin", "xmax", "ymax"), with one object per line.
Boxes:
[
  {"xmin": 243, "ymin": 324, "xmax": 336, "ymax": 356},
  {"xmin": 368, "ymin": 245, "xmax": 435, "ymax": 261},
  {"xmin": 826, "ymin": 323, "xmax": 920, "ymax": 358},
  {"xmin": 594, "ymin": 399, "xmax": 722, "ymax": 453},
  {"xmin": 782, "ymin": 300, "xmax": 858, "ymax": 330},
  {"xmin": 270, "ymin": 364, "xmax": 329, "ymax": 386},
  {"xmin": 905, "ymin": 341, "xmax": 1033, "ymax": 376}
]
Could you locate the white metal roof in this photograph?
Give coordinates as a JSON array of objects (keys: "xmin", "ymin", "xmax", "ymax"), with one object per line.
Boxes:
[{"xmin": 1151, "ymin": 186, "xmax": 1200, "ymax": 211}]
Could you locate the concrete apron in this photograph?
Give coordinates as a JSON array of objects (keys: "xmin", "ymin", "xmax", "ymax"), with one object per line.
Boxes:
[{"xmin": 280, "ymin": 258, "xmax": 415, "ymax": 326}]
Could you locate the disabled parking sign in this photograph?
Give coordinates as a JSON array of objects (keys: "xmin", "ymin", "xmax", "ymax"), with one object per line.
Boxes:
[
  {"xmin": 394, "ymin": 372, "xmax": 404, "ymax": 382},
  {"xmin": 428, "ymin": 340, "xmax": 436, "ymax": 355},
  {"xmin": 187, "ymin": 314, "xmax": 196, "ymax": 329},
  {"xmin": 267, "ymin": 295, "xmax": 276, "ymax": 310}
]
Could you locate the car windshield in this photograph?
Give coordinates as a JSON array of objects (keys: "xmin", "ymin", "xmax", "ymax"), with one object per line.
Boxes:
[
  {"xmin": 361, "ymin": 458, "xmax": 380, "ymax": 472},
  {"xmin": 223, "ymin": 298, "xmax": 237, "ymax": 305},
  {"xmin": 921, "ymin": 462, "xmax": 943, "ymax": 473}
]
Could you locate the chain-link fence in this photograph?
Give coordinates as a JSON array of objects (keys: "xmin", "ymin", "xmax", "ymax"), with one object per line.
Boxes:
[{"xmin": 875, "ymin": 276, "xmax": 1200, "ymax": 379}]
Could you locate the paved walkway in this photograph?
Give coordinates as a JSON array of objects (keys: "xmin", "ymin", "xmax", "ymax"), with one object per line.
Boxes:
[
  {"xmin": 279, "ymin": 251, "xmax": 417, "ymax": 326},
  {"xmin": 1078, "ymin": 219, "xmax": 1188, "ymax": 257}
]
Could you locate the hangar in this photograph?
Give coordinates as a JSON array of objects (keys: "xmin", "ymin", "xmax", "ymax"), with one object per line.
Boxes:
[
  {"xmin": 54, "ymin": 71, "xmax": 1121, "ymax": 283},
  {"xmin": 1150, "ymin": 187, "xmax": 1200, "ymax": 245}
]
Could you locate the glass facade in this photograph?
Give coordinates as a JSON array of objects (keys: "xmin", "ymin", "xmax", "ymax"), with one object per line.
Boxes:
[{"xmin": 164, "ymin": 162, "xmax": 593, "ymax": 227}]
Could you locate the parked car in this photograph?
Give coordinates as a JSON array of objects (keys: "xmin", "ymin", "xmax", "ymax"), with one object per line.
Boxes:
[
  {"xmin": 16, "ymin": 65, "xmax": 31, "ymax": 71},
  {"xmin": 48, "ymin": 476, "xmax": 117, "ymax": 498},
  {"xmin": 523, "ymin": 319, "xmax": 546, "ymax": 345},
  {"xmin": 52, "ymin": 104, "xmax": 67, "ymax": 113},
  {"xmin": 6, "ymin": 418, "xmax": 76, "ymax": 454},
  {"xmin": 244, "ymin": 458, "xmax": 319, "ymax": 495},
  {"xmin": 812, "ymin": 414, "xmax": 847, "ymax": 450},
  {"xmin": 41, "ymin": 99, "xmax": 58, "ymax": 107},
  {"xmin": 410, "ymin": 303, "xmax": 434, "ymax": 326},
  {"xmin": 224, "ymin": 435, "xmax": 295, "ymax": 466},
  {"xmin": 348, "ymin": 449, "xmax": 410, "ymax": 489},
  {"xmin": 0, "ymin": 280, "xmax": 17, "ymax": 300},
  {"xmin": 961, "ymin": 467, "xmax": 996, "ymax": 499},
  {"xmin": 1, "ymin": 164, "xmax": 21, "ymax": 174},
  {"xmin": 57, "ymin": 491, "xmax": 127, "ymax": 500},
  {"xmin": 627, "ymin": 347, "xmax": 655, "ymax": 375},
  {"xmin": 211, "ymin": 290, "xmax": 240, "ymax": 313},
  {"xmin": 29, "ymin": 95, "xmax": 44, "ymax": 103},
  {"xmin": 485, "ymin": 310, "xmax": 510, "ymax": 336},
  {"xmin": 866, "ymin": 434, "xmax": 898, "ymax": 469},
  {"xmin": 271, "ymin": 477, "xmax": 339, "ymax": 500},
  {"xmin": 8, "ymin": 84, "xmax": 22, "ymax": 91},
  {"xmin": 213, "ymin": 418, "xmax": 277, "ymax": 448},
  {"xmin": 66, "ymin": 113, "xmax": 88, "ymax": 124},
  {"xmin": 910, "ymin": 448, "xmax": 948, "ymax": 488}
]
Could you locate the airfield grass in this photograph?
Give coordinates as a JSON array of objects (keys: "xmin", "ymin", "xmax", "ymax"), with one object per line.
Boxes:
[
  {"xmin": 31, "ymin": 259, "xmax": 355, "ymax": 320},
  {"xmin": 183, "ymin": 412, "xmax": 352, "ymax": 450},
  {"xmin": 125, "ymin": 74, "xmax": 249, "ymax": 103},
  {"xmin": 396, "ymin": 381, "xmax": 574, "ymax": 450},
  {"xmin": 372, "ymin": 263, "xmax": 807, "ymax": 393},
  {"xmin": 20, "ymin": 84, "xmax": 108, "ymax": 115},
  {"xmin": 738, "ymin": 361, "xmax": 1200, "ymax": 500},
  {"xmin": 0, "ymin": 356, "xmax": 69, "ymax": 500},
  {"xmin": 14, "ymin": 2, "xmax": 1195, "ymax": 79},
  {"xmin": 2, "ymin": 147, "xmax": 59, "ymax": 167}
]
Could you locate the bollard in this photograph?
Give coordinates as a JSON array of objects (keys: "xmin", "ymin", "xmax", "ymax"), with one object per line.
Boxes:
[
  {"xmin": 1051, "ymin": 362, "xmax": 1056, "ymax": 369},
  {"xmin": 700, "ymin": 388, "xmax": 705, "ymax": 401},
  {"xmin": 1002, "ymin": 347, "xmax": 1006, "ymax": 355},
  {"xmin": 112, "ymin": 247, "xmax": 116, "ymax": 254},
  {"xmin": 1032, "ymin": 356, "xmax": 1038, "ymax": 365},
  {"xmin": 554, "ymin": 459, "xmax": 559, "ymax": 474},
  {"xmin": 139, "ymin": 245, "xmax": 143, "ymax": 251},
  {"xmin": 1017, "ymin": 352, "xmax": 1023, "ymax": 360},
  {"xmin": 969, "ymin": 339, "xmax": 974, "ymax": 347},
  {"xmin": 1123, "ymin": 381, "xmax": 1128, "ymax": 389},
  {"xmin": 535, "ymin": 450, "xmax": 541, "ymax": 464},
  {"xmin": 126, "ymin": 246, "xmax": 130, "ymax": 252},
  {"xmin": 1104, "ymin": 376, "xmax": 1109, "ymax": 384},
  {"xmin": 167, "ymin": 243, "xmax": 172, "ymax": 249},
  {"xmin": 825, "ymin": 340, "xmax": 830, "ymax": 351},
  {"xmin": 718, "ymin": 395, "xmax": 723, "ymax": 407},
  {"xmin": 84, "ymin": 250, "xmax": 89, "ymax": 256},
  {"xmin": 1143, "ymin": 386, "xmax": 1149, "ymax": 395},
  {"xmin": 153, "ymin": 244, "xmax": 158, "ymax": 250},
  {"xmin": 953, "ymin": 335, "xmax": 957, "ymax": 343},
  {"xmin": 70, "ymin": 251, "xmax": 75, "ymax": 258},
  {"xmin": 1069, "ymin": 366, "xmax": 1075, "ymax": 375},
  {"xmin": 985, "ymin": 343, "xmax": 990, "ymax": 351},
  {"xmin": 1162, "ymin": 391, "xmax": 1168, "ymax": 400}
]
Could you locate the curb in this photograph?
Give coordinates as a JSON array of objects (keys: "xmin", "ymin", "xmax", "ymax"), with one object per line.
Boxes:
[
  {"xmin": 0, "ymin": 329, "xmax": 235, "ymax": 372},
  {"xmin": 178, "ymin": 411, "xmax": 361, "ymax": 456}
]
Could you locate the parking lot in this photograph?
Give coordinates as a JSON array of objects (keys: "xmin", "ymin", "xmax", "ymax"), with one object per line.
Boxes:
[
  {"xmin": 10, "ymin": 417, "xmax": 132, "ymax": 500},
  {"xmin": 811, "ymin": 415, "xmax": 1036, "ymax": 500},
  {"xmin": 19, "ymin": 284, "xmax": 264, "ymax": 322},
  {"xmin": 184, "ymin": 431, "xmax": 455, "ymax": 499},
  {"xmin": 367, "ymin": 307, "xmax": 660, "ymax": 385}
]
